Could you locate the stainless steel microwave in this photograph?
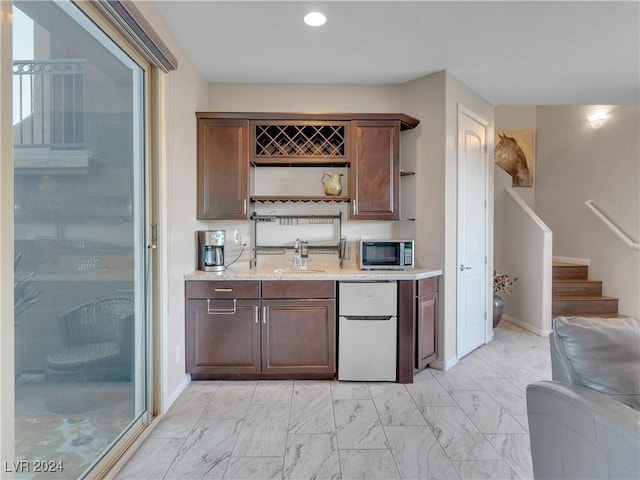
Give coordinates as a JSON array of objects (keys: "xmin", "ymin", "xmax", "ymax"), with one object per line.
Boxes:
[{"xmin": 359, "ymin": 240, "xmax": 415, "ymax": 270}]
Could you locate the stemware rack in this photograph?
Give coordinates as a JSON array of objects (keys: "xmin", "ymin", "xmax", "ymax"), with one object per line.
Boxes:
[{"xmin": 250, "ymin": 212, "xmax": 344, "ymax": 268}]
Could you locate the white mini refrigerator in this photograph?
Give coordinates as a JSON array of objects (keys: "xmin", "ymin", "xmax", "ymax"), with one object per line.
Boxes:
[{"xmin": 338, "ymin": 281, "xmax": 397, "ymax": 381}]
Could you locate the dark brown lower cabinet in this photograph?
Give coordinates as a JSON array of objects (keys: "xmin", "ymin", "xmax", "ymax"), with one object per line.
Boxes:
[
  {"xmin": 186, "ymin": 299, "xmax": 260, "ymax": 376},
  {"xmin": 186, "ymin": 280, "xmax": 336, "ymax": 379},
  {"xmin": 262, "ymin": 299, "xmax": 335, "ymax": 374},
  {"xmin": 416, "ymin": 277, "xmax": 438, "ymax": 371},
  {"xmin": 261, "ymin": 280, "xmax": 336, "ymax": 376}
]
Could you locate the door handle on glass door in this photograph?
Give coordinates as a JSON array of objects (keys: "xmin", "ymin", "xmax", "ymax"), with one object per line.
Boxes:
[{"xmin": 460, "ymin": 264, "xmax": 472, "ymax": 271}]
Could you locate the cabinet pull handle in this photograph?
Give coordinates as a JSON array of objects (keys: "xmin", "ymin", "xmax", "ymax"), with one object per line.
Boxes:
[
  {"xmin": 207, "ymin": 298, "xmax": 237, "ymax": 315},
  {"xmin": 214, "ymin": 288, "xmax": 233, "ymax": 292},
  {"xmin": 263, "ymin": 306, "xmax": 267, "ymax": 324},
  {"xmin": 254, "ymin": 305, "xmax": 259, "ymax": 324},
  {"xmin": 352, "ymin": 200, "xmax": 356, "ymax": 215},
  {"xmin": 243, "ymin": 198, "xmax": 247, "ymax": 215}
]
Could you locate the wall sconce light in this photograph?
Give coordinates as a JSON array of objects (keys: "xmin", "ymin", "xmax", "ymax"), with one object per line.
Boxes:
[{"xmin": 588, "ymin": 113, "xmax": 607, "ymax": 129}]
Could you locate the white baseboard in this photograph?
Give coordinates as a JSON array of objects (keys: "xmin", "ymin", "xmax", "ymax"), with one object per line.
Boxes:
[
  {"xmin": 503, "ymin": 314, "xmax": 551, "ymax": 337},
  {"xmin": 553, "ymin": 255, "xmax": 590, "ymax": 266},
  {"xmin": 430, "ymin": 355, "xmax": 458, "ymax": 371},
  {"xmin": 164, "ymin": 374, "xmax": 191, "ymax": 413}
]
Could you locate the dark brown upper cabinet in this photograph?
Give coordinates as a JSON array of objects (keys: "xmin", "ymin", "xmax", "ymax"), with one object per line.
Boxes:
[
  {"xmin": 197, "ymin": 117, "xmax": 249, "ymax": 219},
  {"xmin": 350, "ymin": 120, "xmax": 400, "ymax": 220}
]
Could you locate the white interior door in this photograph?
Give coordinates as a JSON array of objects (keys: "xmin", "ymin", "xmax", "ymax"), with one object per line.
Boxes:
[{"xmin": 457, "ymin": 108, "xmax": 488, "ymax": 359}]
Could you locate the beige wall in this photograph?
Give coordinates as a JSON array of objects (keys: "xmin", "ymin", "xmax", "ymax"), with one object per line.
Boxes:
[
  {"xmin": 501, "ymin": 188, "xmax": 553, "ymax": 335},
  {"xmin": 134, "ymin": 1, "xmax": 209, "ymax": 410},
  {"xmin": 397, "ymin": 72, "xmax": 447, "ymax": 271},
  {"xmin": 536, "ymin": 105, "xmax": 640, "ymax": 319},
  {"xmin": 396, "ymin": 73, "xmax": 448, "ymax": 363},
  {"xmin": 208, "ymin": 83, "xmax": 399, "ymax": 113}
]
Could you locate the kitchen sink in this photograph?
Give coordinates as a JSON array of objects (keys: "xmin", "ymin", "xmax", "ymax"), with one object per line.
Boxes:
[{"xmin": 273, "ymin": 268, "xmax": 325, "ymax": 274}]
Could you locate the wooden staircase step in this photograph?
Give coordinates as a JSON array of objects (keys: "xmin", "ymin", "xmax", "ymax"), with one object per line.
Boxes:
[
  {"xmin": 552, "ymin": 295, "xmax": 619, "ymax": 315},
  {"xmin": 552, "ymin": 262, "xmax": 589, "ymax": 280},
  {"xmin": 553, "ymin": 313, "xmax": 629, "ymax": 319},
  {"xmin": 553, "ymin": 279, "xmax": 603, "ymax": 296}
]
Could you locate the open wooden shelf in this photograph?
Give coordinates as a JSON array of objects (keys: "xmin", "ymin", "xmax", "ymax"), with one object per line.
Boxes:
[
  {"xmin": 250, "ymin": 195, "xmax": 350, "ymax": 203},
  {"xmin": 251, "ymin": 159, "xmax": 350, "ymax": 167}
]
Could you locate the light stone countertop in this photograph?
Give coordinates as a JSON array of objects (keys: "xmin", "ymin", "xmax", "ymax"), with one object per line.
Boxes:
[{"xmin": 184, "ymin": 265, "xmax": 442, "ymax": 281}]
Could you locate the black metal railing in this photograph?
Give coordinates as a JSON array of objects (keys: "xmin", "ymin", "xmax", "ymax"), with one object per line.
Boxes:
[{"xmin": 13, "ymin": 59, "xmax": 86, "ymax": 148}]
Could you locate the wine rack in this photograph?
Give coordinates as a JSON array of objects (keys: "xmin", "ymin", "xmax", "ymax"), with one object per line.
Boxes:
[{"xmin": 252, "ymin": 121, "xmax": 348, "ymax": 164}]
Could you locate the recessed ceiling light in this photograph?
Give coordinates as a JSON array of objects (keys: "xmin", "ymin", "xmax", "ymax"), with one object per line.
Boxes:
[{"xmin": 304, "ymin": 11, "xmax": 326, "ymax": 27}]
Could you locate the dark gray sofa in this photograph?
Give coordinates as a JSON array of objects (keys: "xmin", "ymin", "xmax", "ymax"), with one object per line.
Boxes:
[{"xmin": 526, "ymin": 316, "xmax": 640, "ymax": 479}]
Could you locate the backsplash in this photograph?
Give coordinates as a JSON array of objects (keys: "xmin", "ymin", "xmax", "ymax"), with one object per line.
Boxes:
[{"xmin": 197, "ymin": 202, "xmax": 402, "ymax": 271}]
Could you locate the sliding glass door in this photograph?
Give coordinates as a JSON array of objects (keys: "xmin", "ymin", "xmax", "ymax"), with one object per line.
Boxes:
[{"xmin": 12, "ymin": 0, "xmax": 150, "ymax": 477}]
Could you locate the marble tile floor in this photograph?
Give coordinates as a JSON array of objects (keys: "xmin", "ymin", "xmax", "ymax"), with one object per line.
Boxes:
[{"xmin": 115, "ymin": 322, "xmax": 551, "ymax": 480}]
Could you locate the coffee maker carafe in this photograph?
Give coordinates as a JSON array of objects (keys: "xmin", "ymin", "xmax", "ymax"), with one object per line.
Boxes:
[{"xmin": 198, "ymin": 230, "xmax": 225, "ymax": 272}]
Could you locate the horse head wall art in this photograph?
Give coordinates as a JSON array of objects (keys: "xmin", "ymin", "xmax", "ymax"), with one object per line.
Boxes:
[{"xmin": 494, "ymin": 130, "xmax": 534, "ymax": 187}]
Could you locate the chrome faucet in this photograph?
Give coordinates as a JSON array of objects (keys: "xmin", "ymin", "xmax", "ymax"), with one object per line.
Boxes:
[
  {"xmin": 292, "ymin": 239, "xmax": 302, "ymax": 270},
  {"xmin": 292, "ymin": 239, "xmax": 308, "ymax": 270},
  {"xmin": 300, "ymin": 240, "xmax": 309, "ymax": 270}
]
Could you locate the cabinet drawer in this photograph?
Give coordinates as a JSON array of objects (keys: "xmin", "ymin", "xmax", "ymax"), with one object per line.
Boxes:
[
  {"xmin": 186, "ymin": 281, "xmax": 260, "ymax": 299},
  {"xmin": 417, "ymin": 277, "xmax": 439, "ymax": 296},
  {"xmin": 262, "ymin": 280, "xmax": 335, "ymax": 299}
]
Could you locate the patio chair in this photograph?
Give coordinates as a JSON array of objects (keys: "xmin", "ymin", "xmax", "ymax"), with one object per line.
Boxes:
[{"xmin": 45, "ymin": 297, "xmax": 134, "ymax": 383}]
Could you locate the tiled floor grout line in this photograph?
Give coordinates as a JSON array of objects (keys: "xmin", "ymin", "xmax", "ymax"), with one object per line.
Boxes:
[
  {"xmin": 214, "ymin": 381, "xmax": 236, "ymax": 480},
  {"xmin": 329, "ymin": 381, "xmax": 344, "ymax": 480},
  {"xmin": 282, "ymin": 381, "xmax": 296, "ymax": 480}
]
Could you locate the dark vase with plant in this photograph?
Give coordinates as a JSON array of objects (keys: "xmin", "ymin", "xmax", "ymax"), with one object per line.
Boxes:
[{"xmin": 493, "ymin": 271, "xmax": 517, "ymax": 328}]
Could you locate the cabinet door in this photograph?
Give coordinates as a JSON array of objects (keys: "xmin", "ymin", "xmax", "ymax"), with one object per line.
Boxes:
[
  {"xmin": 262, "ymin": 299, "xmax": 336, "ymax": 374},
  {"xmin": 416, "ymin": 292, "xmax": 437, "ymax": 370},
  {"xmin": 186, "ymin": 299, "xmax": 260, "ymax": 374},
  {"xmin": 350, "ymin": 120, "xmax": 400, "ymax": 220},
  {"xmin": 197, "ymin": 118, "xmax": 249, "ymax": 219}
]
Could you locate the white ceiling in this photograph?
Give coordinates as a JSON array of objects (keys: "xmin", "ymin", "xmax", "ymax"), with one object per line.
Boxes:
[{"xmin": 153, "ymin": 1, "xmax": 640, "ymax": 105}]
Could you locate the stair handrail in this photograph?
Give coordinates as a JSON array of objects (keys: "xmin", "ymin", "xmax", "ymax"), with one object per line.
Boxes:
[{"xmin": 585, "ymin": 200, "xmax": 640, "ymax": 250}]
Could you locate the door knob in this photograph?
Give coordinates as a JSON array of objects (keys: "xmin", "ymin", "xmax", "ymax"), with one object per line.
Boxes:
[{"xmin": 460, "ymin": 264, "xmax": 472, "ymax": 271}]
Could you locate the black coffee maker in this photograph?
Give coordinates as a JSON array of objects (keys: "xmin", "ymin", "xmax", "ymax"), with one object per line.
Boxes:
[{"xmin": 198, "ymin": 230, "xmax": 225, "ymax": 272}]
